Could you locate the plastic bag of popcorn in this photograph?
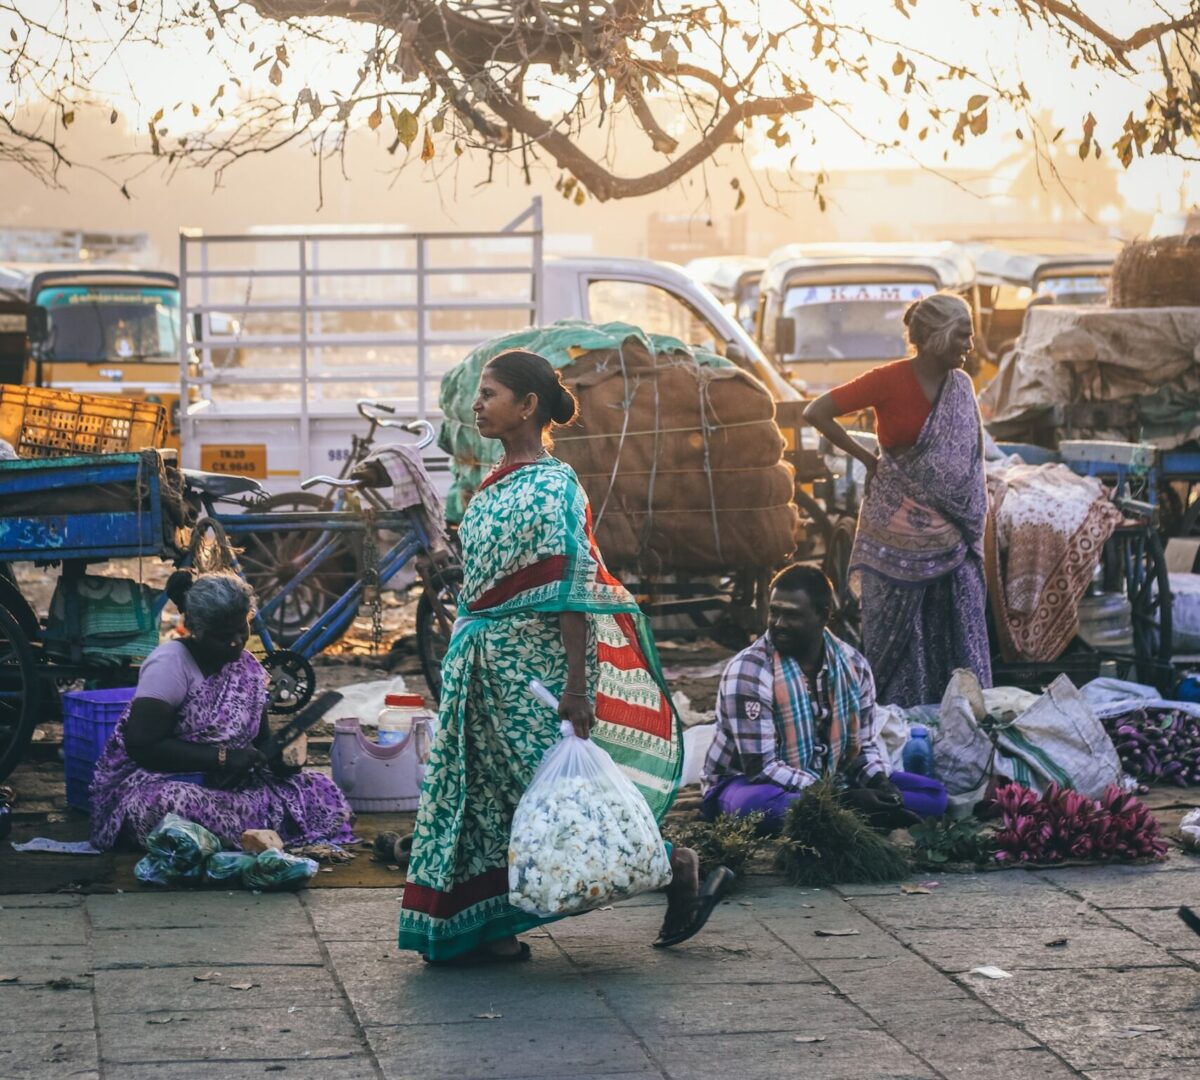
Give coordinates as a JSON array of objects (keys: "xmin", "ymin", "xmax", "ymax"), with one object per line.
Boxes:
[{"xmin": 508, "ymin": 718, "xmax": 672, "ymax": 917}]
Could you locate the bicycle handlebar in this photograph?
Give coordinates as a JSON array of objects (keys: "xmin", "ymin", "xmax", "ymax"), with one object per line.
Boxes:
[
  {"xmin": 356, "ymin": 399, "xmax": 397, "ymax": 421},
  {"xmin": 301, "ymin": 475, "xmax": 363, "ymax": 491}
]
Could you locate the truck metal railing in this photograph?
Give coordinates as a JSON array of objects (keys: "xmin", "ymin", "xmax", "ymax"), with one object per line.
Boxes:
[{"xmin": 178, "ymin": 199, "xmax": 543, "ymax": 479}]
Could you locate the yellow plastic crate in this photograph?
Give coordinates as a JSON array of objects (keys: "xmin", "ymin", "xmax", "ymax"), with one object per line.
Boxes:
[{"xmin": 0, "ymin": 386, "xmax": 168, "ymax": 459}]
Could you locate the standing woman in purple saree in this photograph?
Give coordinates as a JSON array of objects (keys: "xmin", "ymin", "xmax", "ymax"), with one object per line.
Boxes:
[{"xmin": 803, "ymin": 294, "xmax": 992, "ymax": 707}]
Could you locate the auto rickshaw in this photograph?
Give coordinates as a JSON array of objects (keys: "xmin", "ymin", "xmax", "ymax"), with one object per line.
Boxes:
[
  {"xmin": 754, "ymin": 242, "xmax": 980, "ymax": 395},
  {"xmin": 960, "ymin": 241, "xmax": 1116, "ymax": 372}
]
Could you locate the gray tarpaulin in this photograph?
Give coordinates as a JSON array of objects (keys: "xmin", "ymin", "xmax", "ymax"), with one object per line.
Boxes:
[{"xmin": 981, "ymin": 306, "xmax": 1200, "ymax": 446}]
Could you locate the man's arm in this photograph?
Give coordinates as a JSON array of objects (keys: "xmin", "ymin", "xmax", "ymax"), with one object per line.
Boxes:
[
  {"xmin": 844, "ymin": 650, "xmax": 889, "ymax": 786},
  {"xmin": 718, "ymin": 648, "xmax": 819, "ymax": 791}
]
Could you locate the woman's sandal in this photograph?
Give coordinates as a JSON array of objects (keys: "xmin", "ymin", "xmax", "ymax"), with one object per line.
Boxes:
[
  {"xmin": 653, "ymin": 865, "xmax": 735, "ymax": 949},
  {"xmin": 372, "ymin": 831, "xmax": 414, "ymax": 869},
  {"xmin": 424, "ymin": 942, "xmax": 532, "ymax": 967}
]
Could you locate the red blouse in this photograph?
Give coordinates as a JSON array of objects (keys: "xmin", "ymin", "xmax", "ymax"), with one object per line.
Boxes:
[{"xmin": 828, "ymin": 359, "xmax": 932, "ymax": 448}]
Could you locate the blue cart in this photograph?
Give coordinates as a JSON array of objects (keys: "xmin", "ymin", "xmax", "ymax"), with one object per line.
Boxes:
[{"xmin": 0, "ymin": 439, "xmax": 459, "ymax": 781}]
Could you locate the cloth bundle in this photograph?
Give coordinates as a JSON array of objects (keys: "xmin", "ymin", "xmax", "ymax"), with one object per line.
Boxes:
[
  {"xmin": 508, "ymin": 721, "xmax": 672, "ymax": 917},
  {"xmin": 986, "ymin": 463, "xmax": 1122, "ymax": 663}
]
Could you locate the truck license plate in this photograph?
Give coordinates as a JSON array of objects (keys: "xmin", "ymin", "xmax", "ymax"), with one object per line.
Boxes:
[{"xmin": 200, "ymin": 444, "xmax": 267, "ymax": 476}]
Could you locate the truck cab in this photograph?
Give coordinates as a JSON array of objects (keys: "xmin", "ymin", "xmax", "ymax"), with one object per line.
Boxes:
[
  {"xmin": 541, "ymin": 256, "xmax": 810, "ymax": 467},
  {"xmin": 20, "ymin": 267, "xmax": 184, "ymax": 444},
  {"xmin": 755, "ymin": 243, "xmax": 977, "ymax": 395}
]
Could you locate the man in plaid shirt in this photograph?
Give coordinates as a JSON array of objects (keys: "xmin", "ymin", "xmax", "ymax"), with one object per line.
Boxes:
[{"xmin": 701, "ymin": 564, "xmax": 948, "ymax": 832}]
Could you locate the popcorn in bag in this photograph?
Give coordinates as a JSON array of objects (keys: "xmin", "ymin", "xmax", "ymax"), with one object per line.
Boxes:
[{"xmin": 508, "ymin": 691, "xmax": 672, "ymax": 917}]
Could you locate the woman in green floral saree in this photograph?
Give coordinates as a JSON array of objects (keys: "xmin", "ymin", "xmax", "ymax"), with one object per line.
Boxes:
[{"xmin": 398, "ymin": 351, "xmax": 727, "ymax": 964}]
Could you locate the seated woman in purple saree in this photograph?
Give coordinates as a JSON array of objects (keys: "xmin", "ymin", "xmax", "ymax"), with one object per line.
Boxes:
[
  {"xmin": 90, "ymin": 571, "xmax": 353, "ymax": 850},
  {"xmin": 804, "ymin": 294, "xmax": 992, "ymax": 707}
]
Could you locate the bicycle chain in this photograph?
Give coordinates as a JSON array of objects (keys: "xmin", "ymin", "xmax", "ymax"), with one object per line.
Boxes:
[{"xmin": 361, "ymin": 507, "xmax": 384, "ymax": 654}]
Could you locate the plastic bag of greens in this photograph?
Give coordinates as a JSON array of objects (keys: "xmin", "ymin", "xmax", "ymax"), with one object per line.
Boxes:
[
  {"xmin": 241, "ymin": 848, "xmax": 318, "ymax": 891},
  {"xmin": 508, "ymin": 714, "xmax": 671, "ymax": 918},
  {"xmin": 135, "ymin": 814, "xmax": 223, "ymax": 886},
  {"xmin": 205, "ymin": 851, "xmax": 257, "ymax": 883},
  {"xmin": 133, "ymin": 854, "xmax": 173, "ymax": 887}
]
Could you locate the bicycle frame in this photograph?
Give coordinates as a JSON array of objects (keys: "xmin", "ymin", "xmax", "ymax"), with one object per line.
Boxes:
[
  {"xmin": 219, "ymin": 506, "xmax": 434, "ymax": 659},
  {"xmin": 164, "ymin": 494, "xmax": 437, "ymax": 663}
]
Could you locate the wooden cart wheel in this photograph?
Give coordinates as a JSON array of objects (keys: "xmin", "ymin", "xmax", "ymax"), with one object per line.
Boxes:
[
  {"xmin": 237, "ymin": 491, "xmax": 359, "ymax": 647},
  {"xmin": 0, "ymin": 602, "xmax": 40, "ymax": 782},
  {"xmin": 823, "ymin": 516, "xmax": 862, "ymax": 648}
]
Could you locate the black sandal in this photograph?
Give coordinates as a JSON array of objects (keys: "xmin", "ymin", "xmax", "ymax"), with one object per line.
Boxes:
[
  {"xmin": 653, "ymin": 866, "xmax": 735, "ymax": 949},
  {"xmin": 372, "ymin": 832, "xmax": 414, "ymax": 869},
  {"xmin": 424, "ymin": 942, "xmax": 532, "ymax": 967}
]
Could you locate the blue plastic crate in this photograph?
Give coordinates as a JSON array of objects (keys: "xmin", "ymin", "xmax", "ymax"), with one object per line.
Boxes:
[
  {"xmin": 62, "ymin": 687, "xmax": 208, "ymax": 813},
  {"xmin": 62, "ymin": 687, "xmax": 136, "ymax": 812}
]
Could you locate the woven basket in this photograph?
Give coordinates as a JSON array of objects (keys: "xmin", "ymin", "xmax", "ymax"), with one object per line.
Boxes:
[{"xmin": 1110, "ymin": 235, "xmax": 1200, "ymax": 308}]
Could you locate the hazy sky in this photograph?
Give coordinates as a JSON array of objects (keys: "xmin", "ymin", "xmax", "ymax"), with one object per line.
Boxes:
[{"xmin": 3, "ymin": 0, "xmax": 1197, "ymax": 215}]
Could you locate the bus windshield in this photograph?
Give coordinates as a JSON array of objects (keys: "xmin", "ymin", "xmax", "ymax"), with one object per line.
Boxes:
[
  {"xmin": 782, "ymin": 282, "xmax": 934, "ymax": 362},
  {"xmin": 35, "ymin": 286, "xmax": 180, "ymax": 363}
]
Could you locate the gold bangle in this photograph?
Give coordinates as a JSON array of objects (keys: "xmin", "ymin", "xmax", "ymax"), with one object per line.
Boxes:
[{"xmin": 217, "ymin": 746, "xmax": 227, "ymax": 770}]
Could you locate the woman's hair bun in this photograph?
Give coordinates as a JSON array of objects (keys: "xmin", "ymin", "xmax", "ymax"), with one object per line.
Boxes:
[
  {"xmin": 902, "ymin": 301, "xmax": 919, "ymax": 328},
  {"xmin": 165, "ymin": 569, "xmax": 196, "ymax": 611},
  {"xmin": 550, "ymin": 374, "xmax": 579, "ymax": 426}
]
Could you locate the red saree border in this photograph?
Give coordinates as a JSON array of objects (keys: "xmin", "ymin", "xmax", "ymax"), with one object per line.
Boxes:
[
  {"xmin": 469, "ymin": 554, "xmax": 568, "ymax": 612},
  {"xmin": 400, "ymin": 867, "xmax": 510, "ymax": 920}
]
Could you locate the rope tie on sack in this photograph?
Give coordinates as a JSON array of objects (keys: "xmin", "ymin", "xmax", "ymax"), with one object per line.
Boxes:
[
  {"xmin": 638, "ymin": 351, "xmax": 665, "ymax": 562},
  {"xmin": 593, "ymin": 339, "xmax": 636, "ymax": 530},
  {"xmin": 696, "ymin": 370, "xmax": 723, "ymax": 563}
]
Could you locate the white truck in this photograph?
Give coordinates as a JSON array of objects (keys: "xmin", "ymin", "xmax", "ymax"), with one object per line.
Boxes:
[{"xmin": 179, "ymin": 198, "xmax": 803, "ymax": 496}]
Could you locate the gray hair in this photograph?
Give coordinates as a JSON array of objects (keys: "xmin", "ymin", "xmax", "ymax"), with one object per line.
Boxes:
[
  {"xmin": 183, "ymin": 572, "xmax": 256, "ymax": 637},
  {"xmin": 903, "ymin": 293, "xmax": 972, "ymax": 357}
]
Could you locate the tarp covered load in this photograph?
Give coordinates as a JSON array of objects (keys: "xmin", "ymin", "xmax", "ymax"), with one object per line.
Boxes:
[
  {"xmin": 980, "ymin": 305, "xmax": 1200, "ymax": 447},
  {"xmin": 439, "ymin": 320, "xmax": 798, "ymax": 572}
]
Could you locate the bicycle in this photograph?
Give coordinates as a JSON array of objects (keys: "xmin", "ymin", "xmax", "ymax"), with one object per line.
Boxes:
[
  {"xmin": 185, "ymin": 419, "xmax": 461, "ymax": 711},
  {"xmin": 237, "ymin": 400, "xmax": 430, "ymax": 644}
]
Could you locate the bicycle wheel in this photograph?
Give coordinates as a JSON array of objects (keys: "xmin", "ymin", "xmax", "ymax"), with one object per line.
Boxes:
[
  {"xmin": 0, "ymin": 602, "xmax": 39, "ymax": 782},
  {"xmin": 416, "ymin": 566, "xmax": 462, "ymax": 705},
  {"xmin": 238, "ymin": 491, "xmax": 360, "ymax": 646}
]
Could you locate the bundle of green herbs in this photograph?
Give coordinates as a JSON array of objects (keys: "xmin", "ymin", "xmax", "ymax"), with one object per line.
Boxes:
[
  {"xmin": 908, "ymin": 815, "xmax": 995, "ymax": 867},
  {"xmin": 775, "ymin": 781, "xmax": 911, "ymax": 886},
  {"xmin": 663, "ymin": 812, "xmax": 771, "ymax": 881}
]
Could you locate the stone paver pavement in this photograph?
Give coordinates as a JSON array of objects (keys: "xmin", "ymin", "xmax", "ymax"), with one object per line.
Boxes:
[{"xmin": 4, "ymin": 860, "xmax": 1200, "ymax": 1079}]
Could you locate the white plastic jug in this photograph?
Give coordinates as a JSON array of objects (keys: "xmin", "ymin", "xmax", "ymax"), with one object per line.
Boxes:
[
  {"xmin": 330, "ymin": 715, "xmax": 432, "ymax": 812},
  {"xmin": 376, "ymin": 693, "xmax": 430, "ymax": 747}
]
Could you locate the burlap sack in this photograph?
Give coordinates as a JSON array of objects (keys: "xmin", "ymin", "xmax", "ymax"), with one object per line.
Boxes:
[{"xmin": 553, "ymin": 341, "xmax": 798, "ymax": 571}]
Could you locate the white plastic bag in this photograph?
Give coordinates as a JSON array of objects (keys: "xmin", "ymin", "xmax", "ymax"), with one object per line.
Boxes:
[{"xmin": 508, "ymin": 716, "xmax": 672, "ymax": 918}]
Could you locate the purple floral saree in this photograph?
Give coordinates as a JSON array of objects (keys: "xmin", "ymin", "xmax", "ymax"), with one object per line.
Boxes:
[
  {"xmin": 90, "ymin": 651, "xmax": 353, "ymax": 849},
  {"xmin": 849, "ymin": 368, "xmax": 992, "ymax": 707}
]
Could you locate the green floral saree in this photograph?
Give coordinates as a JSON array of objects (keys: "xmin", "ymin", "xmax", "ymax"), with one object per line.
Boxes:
[{"xmin": 397, "ymin": 458, "xmax": 683, "ymax": 960}]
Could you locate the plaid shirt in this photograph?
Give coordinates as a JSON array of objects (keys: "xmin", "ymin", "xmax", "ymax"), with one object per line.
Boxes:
[{"xmin": 702, "ymin": 632, "xmax": 886, "ymax": 794}]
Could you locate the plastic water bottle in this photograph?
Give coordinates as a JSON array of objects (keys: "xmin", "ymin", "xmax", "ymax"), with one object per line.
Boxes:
[{"xmin": 902, "ymin": 724, "xmax": 935, "ymax": 777}]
